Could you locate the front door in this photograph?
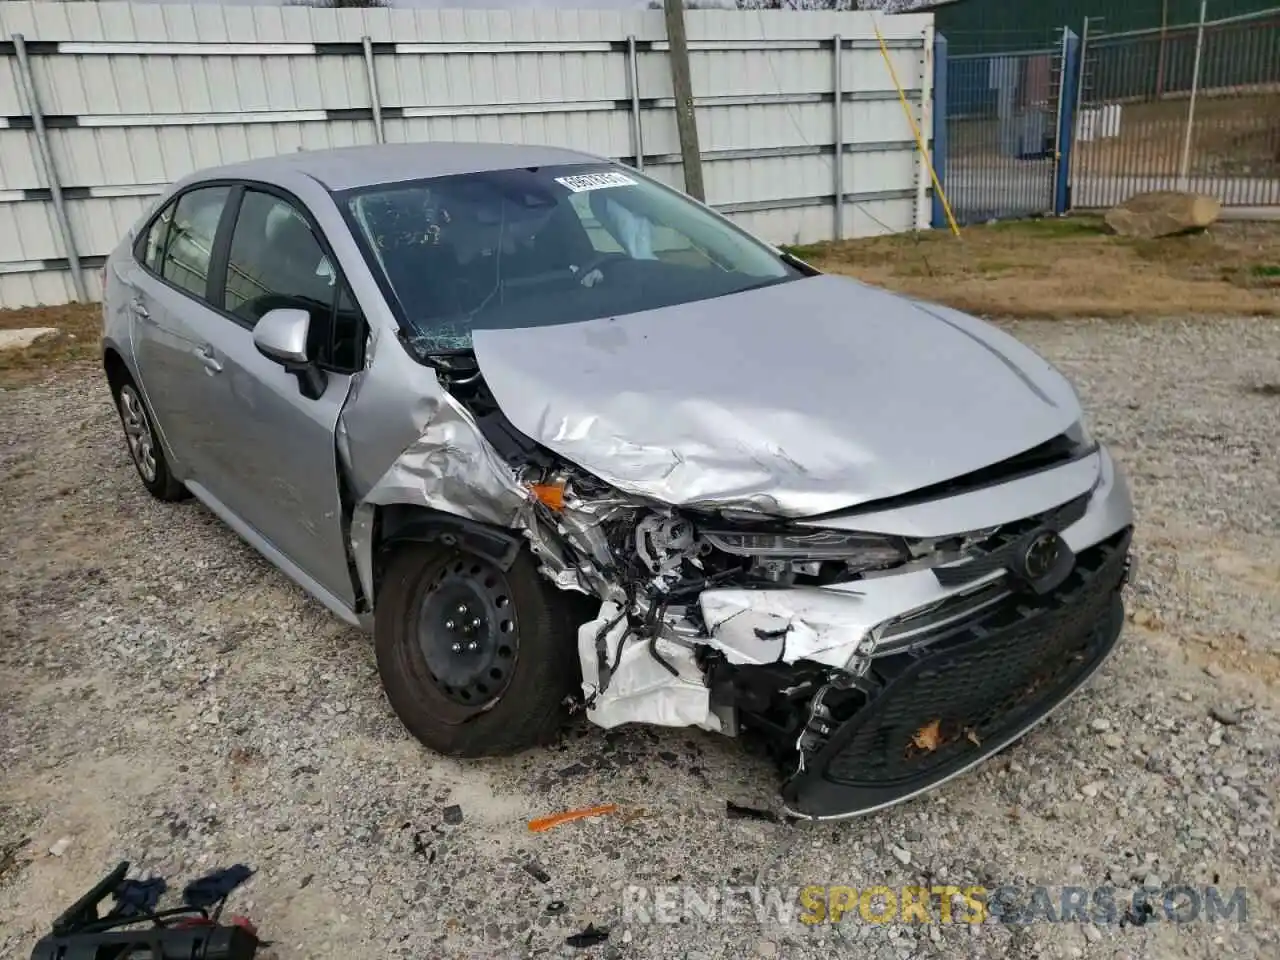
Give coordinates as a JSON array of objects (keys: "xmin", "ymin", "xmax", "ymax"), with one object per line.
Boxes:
[{"xmin": 192, "ymin": 186, "xmax": 364, "ymax": 609}]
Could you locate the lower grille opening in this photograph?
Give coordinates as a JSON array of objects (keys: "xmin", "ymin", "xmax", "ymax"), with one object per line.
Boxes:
[{"xmin": 782, "ymin": 527, "xmax": 1131, "ymax": 816}]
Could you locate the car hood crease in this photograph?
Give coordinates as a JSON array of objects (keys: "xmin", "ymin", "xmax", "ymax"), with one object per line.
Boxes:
[{"xmin": 472, "ymin": 275, "xmax": 1081, "ymax": 518}]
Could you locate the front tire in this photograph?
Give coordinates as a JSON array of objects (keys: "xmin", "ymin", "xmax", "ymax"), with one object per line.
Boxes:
[
  {"xmin": 375, "ymin": 543, "xmax": 580, "ymax": 757},
  {"xmin": 112, "ymin": 378, "xmax": 188, "ymax": 502}
]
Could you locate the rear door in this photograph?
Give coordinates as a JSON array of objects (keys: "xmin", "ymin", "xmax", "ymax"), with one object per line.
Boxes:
[
  {"xmin": 192, "ymin": 184, "xmax": 364, "ymax": 608},
  {"xmin": 127, "ymin": 184, "xmax": 237, "ymax": 483}
]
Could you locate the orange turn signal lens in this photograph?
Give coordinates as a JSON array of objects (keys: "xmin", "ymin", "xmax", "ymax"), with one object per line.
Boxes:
[{"xmin": 529, "ymin": 482, "xmax": 566, "ymax": 511}]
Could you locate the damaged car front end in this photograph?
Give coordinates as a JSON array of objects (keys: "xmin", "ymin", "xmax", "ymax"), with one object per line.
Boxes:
[
  {"xmin": 430, "ymin": 350, "xmax": 1134, "ymax": 821},
  {"xmin": 339, "ymin": 190, "xmax": 1134, "ymax": 820},
  {"xmin": 105, "ymin": 145, "xmax": 1132, "ymax": 823}
]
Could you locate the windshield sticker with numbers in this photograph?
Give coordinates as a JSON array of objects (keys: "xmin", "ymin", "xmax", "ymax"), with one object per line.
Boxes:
[{"xmin": 554, "ymin": 172, "xmax": 638, "ymax": 193}]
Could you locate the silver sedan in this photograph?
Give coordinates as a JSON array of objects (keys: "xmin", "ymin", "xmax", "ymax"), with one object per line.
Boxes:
[{"xmin": 101, "ymin": 142, "xmax": 1135, "ymax": 819}]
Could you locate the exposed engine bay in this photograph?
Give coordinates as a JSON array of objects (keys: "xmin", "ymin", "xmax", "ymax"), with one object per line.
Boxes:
[{"xmin": 430, "ymin": 355, "xmax": 1134, "ymax": 818}]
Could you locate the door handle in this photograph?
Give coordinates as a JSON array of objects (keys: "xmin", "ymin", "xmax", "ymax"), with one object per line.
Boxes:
[
  {"xmin": 129, "ymin": 299, "xmax": 150, "ymax": 319},
  {"xmin": 197, "ymin": 346, "xmax": 223, "ymax": 374}
]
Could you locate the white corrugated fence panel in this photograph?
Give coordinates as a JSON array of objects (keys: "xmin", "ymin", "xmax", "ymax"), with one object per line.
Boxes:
[{"xmin": 0, "ymin": 2, "xmax": 934, "ymax": 308}]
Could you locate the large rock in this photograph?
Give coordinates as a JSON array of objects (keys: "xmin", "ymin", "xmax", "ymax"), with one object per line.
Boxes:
[
  {"xmin": 1104, "ymin": 191, "xmax": 1222, "ymax": 239},
  {"xmin": 0, "ymin": 327, "xmax": 58, "ymax": 351}
]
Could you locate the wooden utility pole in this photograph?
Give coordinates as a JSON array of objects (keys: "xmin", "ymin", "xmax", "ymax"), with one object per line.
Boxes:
[
  {"xmin": 1155, "ymin": 0, "xmax": 1169, "ymax": 97},
  {"xmin": 663, "ymin": 0, "xmax": 705, "ymax": 201}
]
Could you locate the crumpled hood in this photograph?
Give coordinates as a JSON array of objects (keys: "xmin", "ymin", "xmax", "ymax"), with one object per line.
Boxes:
[{"xmin": 472, "ymin": 274, "xmax": 1082, "ymax": 518}]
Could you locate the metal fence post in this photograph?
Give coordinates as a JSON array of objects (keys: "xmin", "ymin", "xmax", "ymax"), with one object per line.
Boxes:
[
  {"xmin": 1072, "ymin": 16, "xmax": 1090, "ymax": 149},
  {"xmin": 12, "ymin": 33, "xmax": 87, "ymax": 303},
  {"xmin": 833, "ymin": 34, "xmax": 844, "ymax": 241},
  {"xmin": 627, "ymin": 35, "xmax": 645, "ymax": 170},
  {"xmin": 1178, "ymin": 0, "xmax": 1208, "ymax": 188},
  {"xmin": 1053, "ymin": 27, "xmax": 1080, "ymax": 215},
  {"xmin": 931, "ymin": 33, "xmax": 949, "ymax": 229},
  {"xmin": 915, "ymin": 22, "xmax": 935, "ymax": 230},
  {"xmin": 361, "ymin": 35, "xmax": 384, "ymax": 144}
]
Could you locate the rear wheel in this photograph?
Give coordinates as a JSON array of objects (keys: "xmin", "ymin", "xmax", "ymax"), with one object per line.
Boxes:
[
  {"xmin": 113, "ymin": 378, "xmax": 188, "ymax": 502},
  {"xmin": 375, "ymin": 543, "xmax": 580, "ymax": 757}
]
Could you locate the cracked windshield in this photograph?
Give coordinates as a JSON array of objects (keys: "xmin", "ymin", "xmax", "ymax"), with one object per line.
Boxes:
[{"xmin": 342, "ymin": 164, "xmax": 800, "ymax": 353}]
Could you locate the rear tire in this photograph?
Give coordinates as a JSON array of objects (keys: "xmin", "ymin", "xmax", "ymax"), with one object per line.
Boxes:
[
  {"xmin": 111, "ymin": 376, "xmax": 188, "ymax": 502},
  {"xmin": 375, "ymin": 542, "xmax": 580, "ymax": 757}
]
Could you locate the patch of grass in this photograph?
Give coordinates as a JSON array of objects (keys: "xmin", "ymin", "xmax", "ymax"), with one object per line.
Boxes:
[
  {"xmin": 0, "ymin": 302, "xmax": 101, "ymax": 386},
  {"xmin": 984, "ymin": 215, "xmax": 1110, "ymax": 239},
  {"xmin": 802, "ymin": 217, "xmax": 1280, "ymax": 318}
]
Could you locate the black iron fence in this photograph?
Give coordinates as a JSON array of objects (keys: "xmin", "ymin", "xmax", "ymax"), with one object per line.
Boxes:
[{"xmin": 1072, "ymin": 5, "xmax": 1280, "ymax": 206}]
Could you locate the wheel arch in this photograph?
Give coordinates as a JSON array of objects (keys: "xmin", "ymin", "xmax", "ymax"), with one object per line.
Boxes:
[
  {"xmin": 103, "ymin": 340, "xmax": 186, "ymax": 481},
  {"xmin": 102, "ymin": 343, "xmax": 132, "ymax": 396},
  {"xmin": 367, "ymin": 503, "xmax": 526, "ymax": 609}
]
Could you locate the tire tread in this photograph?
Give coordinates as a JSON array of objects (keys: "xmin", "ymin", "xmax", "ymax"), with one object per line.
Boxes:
[{"xmin": 375, "ymin": 543, "xmax": 580, "ymax": 757}]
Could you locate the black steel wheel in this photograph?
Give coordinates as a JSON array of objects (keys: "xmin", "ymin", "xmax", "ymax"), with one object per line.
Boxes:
[
  {"xmin": 416, "ymin": 556, "xmax": 520, "ymax": 711},
  {"xmin": 375, "ymin": 541, "xmax": 581, "ymax": 756}
]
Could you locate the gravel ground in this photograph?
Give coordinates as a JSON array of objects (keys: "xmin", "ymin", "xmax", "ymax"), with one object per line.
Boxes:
[{"xmin": 1, "ymin": 316, "xmax": 1278, "ymax": 959}]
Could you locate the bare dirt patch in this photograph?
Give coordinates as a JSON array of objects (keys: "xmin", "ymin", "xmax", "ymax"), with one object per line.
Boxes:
[
  {"xmin": 0, "ymin": 303, "xmax": 100, "ymax": 387},
  {"xmin": 786, "ymin": 216, "xmax": 1280, "ymax": 318}
]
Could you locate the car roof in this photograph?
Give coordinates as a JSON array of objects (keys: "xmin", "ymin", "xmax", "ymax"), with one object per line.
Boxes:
[{"xmin": 192, "ymin": 141, "xmax": 606, "ymax": 192}]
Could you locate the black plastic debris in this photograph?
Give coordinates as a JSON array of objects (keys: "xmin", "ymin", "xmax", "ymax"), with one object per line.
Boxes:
[
  {"xmin": 545, "ymin": 900, "xmax": 567, "ymax": 916},
  {"xmin": 183, "ymin": 864, "xmax": 254, "ymax": 911},
  {"xmin": 411, "ymin": 831, "xmax": 431, "ymax": 858},
  {"xmin": 113, "ymin": 877, "xmax": 167, "ymax": 918},
  {"xmin": 565, "ymin": 922, "xmax": 609, "ymax": 948},
  {"xmin": 442, "ymin": 805, "xmax": 464, "ymax": 825},
  {"xmin": 523, "ymin": 862, "xmax": 551, "ymax": 884},
  {"xmin": 1122, "ymin": 898, "xmax": 1155, "ymax": 928}
]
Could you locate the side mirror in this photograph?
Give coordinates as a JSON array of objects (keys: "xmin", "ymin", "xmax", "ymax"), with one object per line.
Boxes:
[{"xmin": 253, "ymin": 307, "xmax": 311, "ymax": 366}]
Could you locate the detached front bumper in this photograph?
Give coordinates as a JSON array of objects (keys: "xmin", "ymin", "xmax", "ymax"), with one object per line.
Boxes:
[
  {"xmin": 697, "ymin": 446, "xmax": 1136, "ymax": 819},
  {"xmin": 782, "ymin": 526, "xmax": 1131, "ymax": 819}
]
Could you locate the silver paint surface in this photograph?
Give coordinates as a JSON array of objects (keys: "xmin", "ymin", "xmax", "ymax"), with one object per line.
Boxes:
[{"xmin": 472, "ymin": 274, "xmax": 1083, "ymax": 518}]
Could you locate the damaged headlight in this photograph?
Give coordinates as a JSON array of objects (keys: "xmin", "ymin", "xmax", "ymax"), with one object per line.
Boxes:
[{"xmin": 701, "ymin": 529, "xmax": 907, "ymax": 570}]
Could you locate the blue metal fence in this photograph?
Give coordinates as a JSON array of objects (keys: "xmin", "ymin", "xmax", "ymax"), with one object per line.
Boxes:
[{"xmin": 932, "ymin": 29, "xmax": 1081, "ymax": 226}]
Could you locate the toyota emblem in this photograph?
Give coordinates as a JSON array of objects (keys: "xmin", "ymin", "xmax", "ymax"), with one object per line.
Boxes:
[{"xmin": 1023, "ymin": 532, "xmax": 1062, "ymax": 581}]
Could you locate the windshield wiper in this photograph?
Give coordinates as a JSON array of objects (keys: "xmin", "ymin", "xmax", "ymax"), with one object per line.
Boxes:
[
  {"xmin": 401, "ymin": 332, "xmax": 478, "ymax": 371},
  {"xmin": 779, "ymin": 251, "xmax": 821, "ymax": 276}
]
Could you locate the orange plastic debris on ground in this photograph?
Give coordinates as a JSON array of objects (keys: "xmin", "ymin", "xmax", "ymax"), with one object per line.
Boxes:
[{"xmin": 527, "ymin": 803, "xmax": 619, "ymax": 833}]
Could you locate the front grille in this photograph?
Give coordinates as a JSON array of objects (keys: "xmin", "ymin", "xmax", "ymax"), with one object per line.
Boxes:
[
  {"xmin": 815, "ymin": 527, "xmax": 1130, "ymax": 789},
  {"xmin": 874, "ymin": 579, "xmax": 1010, "ymax": 654},
  {"xmin": 933, "ymin": 493, "xmax": 1090, "ymax": 588}
]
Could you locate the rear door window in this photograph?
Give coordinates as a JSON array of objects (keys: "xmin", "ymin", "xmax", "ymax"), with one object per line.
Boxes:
[{"xmin": 159, "ymin": 185, "xmax": 232, "ymax": 301}]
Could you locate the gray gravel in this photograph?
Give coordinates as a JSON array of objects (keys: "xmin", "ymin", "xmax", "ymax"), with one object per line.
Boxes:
[{"xmin": 2, "ymin": 316, "xmax": 1278, "ymax": 959}]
